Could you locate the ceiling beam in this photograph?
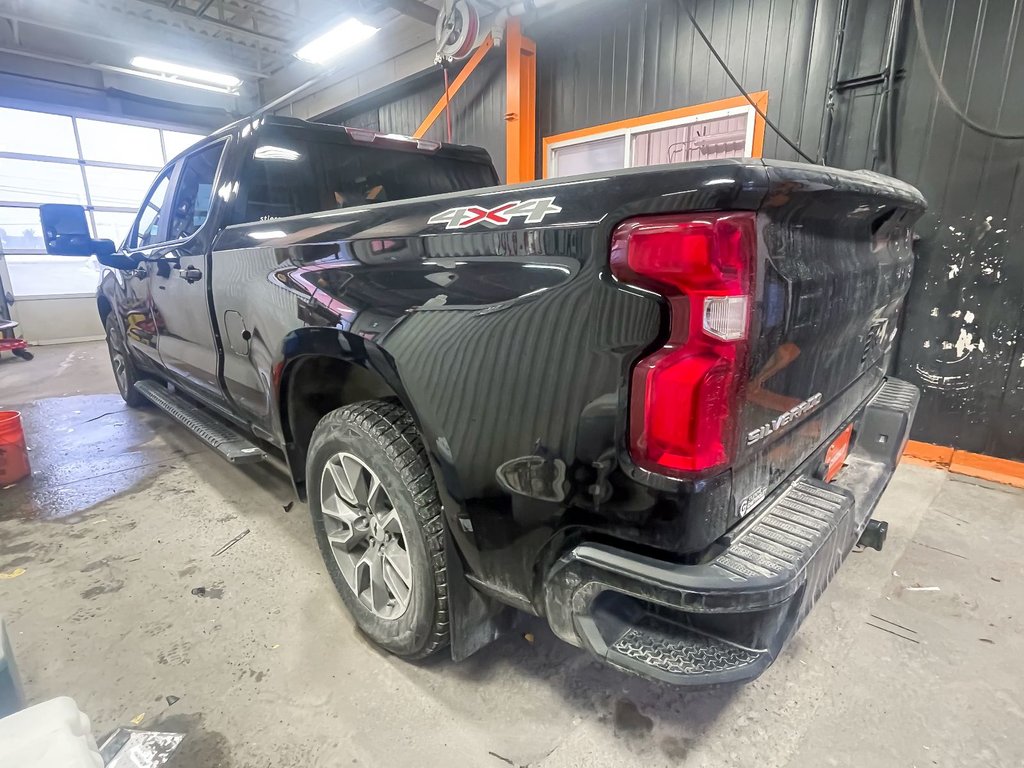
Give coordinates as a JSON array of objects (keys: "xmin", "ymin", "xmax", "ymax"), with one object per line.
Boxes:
[
  {"xmin": 135, "ymin": 0, "xmax": 294, "ymax": 46},
  {"xmin": 376, "ymin": 0, "xmax": 436, "ymax": 25},
  {"xmin": 110, "ymin": 0, "xmax": 291, "ymax": 49},
  {"xmin": 219, "ymin": 0, "xmax": 292, "ymax": 26},
  {"xmin": 0, "ymin": 9, "xmax": 272, "ymax": 79}
]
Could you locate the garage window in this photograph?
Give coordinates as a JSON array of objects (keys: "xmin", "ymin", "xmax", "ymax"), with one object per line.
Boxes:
[
  {"xmin": 543, "ymin": 93, "xmax": 767, "ymax": 179},
  {"xmin": 0, "ymin": 106, "xmax": 204, "ymax": 298}
]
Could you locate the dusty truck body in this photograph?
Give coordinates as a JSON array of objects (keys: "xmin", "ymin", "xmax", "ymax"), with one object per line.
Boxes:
[{"xmin": 41, "ymin": 116, "xmax": 925, "ymax": 685}]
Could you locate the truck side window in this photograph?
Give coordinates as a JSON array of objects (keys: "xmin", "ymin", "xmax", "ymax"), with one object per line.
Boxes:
[
  {"xmin": 131, "ymin": 171, "xmax": 172, "ymax": 249},
  {"xmin": 168, "ymin": 142, "xmax": 226, "ymax": 241},
  {"xmin": 235, "ymin": 143, "xmax": 317, "ymax": 224}
]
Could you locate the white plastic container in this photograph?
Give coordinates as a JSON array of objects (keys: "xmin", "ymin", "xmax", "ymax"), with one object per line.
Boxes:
[
  {"xmin": 0, "ymin": 615, "xmax": 23, "ymax": 717},
  {"xmin": 0, "ymin": 696, "xmax": 102, "ymax": 768}
]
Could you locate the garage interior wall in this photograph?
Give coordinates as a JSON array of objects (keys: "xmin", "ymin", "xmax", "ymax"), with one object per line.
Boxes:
[
  {"xmin": 534, "ymin": 0, "xmax": 839, "ymax": 167},
  {"xmin": 831, "ymin": 0, "xmax": 1024, "ymax": 462}
]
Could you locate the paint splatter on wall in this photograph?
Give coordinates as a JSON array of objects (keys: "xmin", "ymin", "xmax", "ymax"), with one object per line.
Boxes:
[{"xmin": 896, "ymin": 213, "xmax": 1023, "ymax": 460}]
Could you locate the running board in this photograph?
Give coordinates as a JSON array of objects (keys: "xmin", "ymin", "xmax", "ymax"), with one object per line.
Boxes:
[{"xmin": 134, "ymin": 380, "xmax": 267, "ymax": 464}]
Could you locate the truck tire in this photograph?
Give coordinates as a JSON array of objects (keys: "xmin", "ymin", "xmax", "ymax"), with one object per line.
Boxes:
[
  {"xmin": 104, "ymin": 315, "xmax": 146, "ymax": 408},
  {"xmin": 307, "ymin": 400, "xmax": 449, "ymax": 659}
]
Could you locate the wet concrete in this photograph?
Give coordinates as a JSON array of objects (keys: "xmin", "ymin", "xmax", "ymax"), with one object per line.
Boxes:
[
  {"xmin": 1, "ymin": 393, "xmax": 200, "ymax": 522},
  {"xmin": 1, "ymin": 341, "xmax": 1023, "ymax": 767}
]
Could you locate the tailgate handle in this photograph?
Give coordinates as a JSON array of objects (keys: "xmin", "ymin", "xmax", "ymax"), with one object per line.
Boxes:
[{"xmin": 871, "ymin": 208, "xmax": 899, "ymax": 250}]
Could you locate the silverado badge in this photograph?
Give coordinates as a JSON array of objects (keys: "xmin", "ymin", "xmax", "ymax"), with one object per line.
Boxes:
[{"xmin": 746, "ymin": 392, "xmax": 824, "ymax": 446}]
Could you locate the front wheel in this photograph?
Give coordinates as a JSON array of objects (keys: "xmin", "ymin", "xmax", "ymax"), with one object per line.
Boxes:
[
  {"xmin": 104, "ymin": 314, "xmax": 146, "ymax": 408},
  {"xmin": 307, "ymin": 400, "xmax": 449, "ymax": 659}
]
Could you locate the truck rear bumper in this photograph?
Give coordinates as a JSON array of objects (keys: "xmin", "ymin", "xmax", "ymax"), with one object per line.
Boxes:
[{"xmin": 543, "ymin": 377, "xmax": 919, "ymax": 686}]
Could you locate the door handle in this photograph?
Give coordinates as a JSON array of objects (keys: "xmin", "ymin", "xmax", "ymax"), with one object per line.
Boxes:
[{"xmin": 176, "ymin": 266, "xmax": 203, "ymax": 284}]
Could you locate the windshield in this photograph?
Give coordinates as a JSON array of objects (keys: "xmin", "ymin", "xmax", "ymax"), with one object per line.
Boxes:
[{"xmin": 235, "ymin": 131, "xmax": 498, "ymax": 225}]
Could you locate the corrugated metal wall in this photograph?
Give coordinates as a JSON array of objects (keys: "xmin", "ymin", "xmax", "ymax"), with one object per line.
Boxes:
[
  {"xmin": 533, "ymin": 0, "xmax": 1023, "ymax": 460},
  {"xmin": 829, "ymin": 0, "xmax": 1024, "ymax": 459},
  {"xmin": 534, "ymin": 0, "xmax": 840, "ymax": 166},
  {"xmin": 321, "ymin": 52, "xmax": 508, "ymax": 183}
]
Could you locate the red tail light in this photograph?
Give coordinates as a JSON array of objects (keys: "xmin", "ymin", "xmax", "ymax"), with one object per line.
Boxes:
[{"xmin": 611, "ymin": 212, "xmax": 757, "ymax": 475}]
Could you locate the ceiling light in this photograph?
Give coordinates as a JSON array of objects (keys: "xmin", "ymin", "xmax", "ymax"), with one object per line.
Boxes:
[
  {"xmin": 294, "ymin": 18, "xmax": 379, "ymax": 65},
  {"xmin": 130, "ymin": 56, "xmax": 241, "ymax": 89}
]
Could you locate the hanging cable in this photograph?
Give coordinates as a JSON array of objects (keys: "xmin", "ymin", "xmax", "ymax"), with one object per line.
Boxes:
[
  {"xmin": 911, "ymin": 0, "xmax": 1024, "ymax": 140},
  {"xmin": 443, "ymin": 65, "xmax": 454, "ymax": 143},
  {"xmin": 676, "ymin": 0, "xmax": 817, "ymax": 164}
]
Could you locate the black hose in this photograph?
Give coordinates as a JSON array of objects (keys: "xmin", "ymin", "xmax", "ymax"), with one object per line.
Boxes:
[
  {"xmin": 911, "ymin": 0, "xmax": 1024, "ymax": 140},
  {"xmin": 677, "ymin": 0, "xmax": 818, "ymax": 164}
]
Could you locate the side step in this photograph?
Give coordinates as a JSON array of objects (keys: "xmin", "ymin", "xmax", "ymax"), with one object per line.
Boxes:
[{"xmin": 134, "ymin": 380, "xmax": 267, "ymax": 464}]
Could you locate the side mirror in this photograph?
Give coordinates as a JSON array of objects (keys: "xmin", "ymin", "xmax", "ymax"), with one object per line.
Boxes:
[{"xmin": 39, "ymin": 204, "xmax": 133, "ymax": 270}]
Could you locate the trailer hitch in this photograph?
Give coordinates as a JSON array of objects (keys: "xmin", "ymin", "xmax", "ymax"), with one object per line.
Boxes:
[{"xmin": 858, "ymin": 519, "xmax": 889, "ymax": 551}]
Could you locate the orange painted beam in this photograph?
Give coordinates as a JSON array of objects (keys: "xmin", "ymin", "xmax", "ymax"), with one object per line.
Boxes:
[
  {"xmin": 750, "ymin": 91, "xmax": 769, "ymax": 158},
  {"xmin": 950, "ymin": 450, "xmax": 1024, "ymax": 490},
  {"xmin": 505, "ymin": 18, "xmax": 537, "ymax": 184},
  {"xmin": 902, "ymin": 440, "xmax": 1024, "ymax": 489},
  {"xmin": 903, "ymin": 439, "xmax": 955, "ymax": 466},
  {"xmin": 413, "ymin": 35, "xmax": 495, "ymax": 140}
]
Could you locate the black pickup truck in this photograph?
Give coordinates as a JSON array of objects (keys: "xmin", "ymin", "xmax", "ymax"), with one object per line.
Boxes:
[{"xmin": 41, "ymin": 115, "xmax": 926, "ymax": 685}]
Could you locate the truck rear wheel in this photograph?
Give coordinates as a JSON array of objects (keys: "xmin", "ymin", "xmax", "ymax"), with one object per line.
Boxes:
[
  {"xmin": 104, "ymin": 315, "xmax": 146, "ymax": 408},
  {"xmin": 307, "ymin": 400, "xmax": 449, "ymax": 659}
]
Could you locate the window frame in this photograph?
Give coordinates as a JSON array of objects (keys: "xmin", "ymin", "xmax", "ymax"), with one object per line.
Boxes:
[
  {"xmin": 164, "ymin": 138, "xmax": 231, "ymax": 246},
  {"xmin": 127, "ymin": 137, "xmax": 230, "ymax": 251},
  {"xmin": 542, "ymin": 92, "xmax": 768, "ymax": 179},
  {"xmin": 228, "ymin": 132, "xmax": 318, "ymax": 228},
  {"xmin": 128, "ymin": 165, "xmax": 177, "ymax": 251}
]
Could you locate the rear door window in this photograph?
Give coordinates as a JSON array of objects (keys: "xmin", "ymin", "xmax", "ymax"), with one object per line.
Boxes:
[
  {"xmin": 314, "ymin": 142, "xmax": 497, "ymax": 209},
  {"xmin": 236, "ymin": 142, "xmax": 318, "ymax": 224}
]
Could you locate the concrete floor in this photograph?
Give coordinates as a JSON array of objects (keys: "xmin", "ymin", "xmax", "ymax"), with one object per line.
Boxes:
[{"xmin": 1, "ymin": 342, "xmax": 1023, "ymax": 768}]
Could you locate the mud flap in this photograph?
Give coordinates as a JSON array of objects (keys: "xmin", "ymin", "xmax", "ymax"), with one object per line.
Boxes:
[{"xmin": 445, "ymin": 524, "xmax": 514, "ymax": 661}]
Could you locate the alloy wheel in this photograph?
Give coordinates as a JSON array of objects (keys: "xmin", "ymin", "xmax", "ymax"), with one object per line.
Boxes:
[
  {"xmin": 320, "ymin": 452, "xmax": 413, "ymax": 619},
  {"xmin": 107, "ymin": 326, "xmax": 129, "ymax": 395}
]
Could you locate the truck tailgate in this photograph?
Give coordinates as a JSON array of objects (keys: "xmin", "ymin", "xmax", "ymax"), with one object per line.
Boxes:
[{"xmin": 731, "ymin": 161, "xmax": 925, "ymax": 524}]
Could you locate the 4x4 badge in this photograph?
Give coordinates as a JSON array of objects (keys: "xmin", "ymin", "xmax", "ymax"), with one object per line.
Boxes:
[{"xmin": 428, "ymin": 197, "xmax": 562, "ymax": 230}]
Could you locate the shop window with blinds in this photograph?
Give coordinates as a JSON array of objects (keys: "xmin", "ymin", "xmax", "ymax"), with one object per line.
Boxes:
[
  {"xmin": 0, "ymin": 106, "xmax": 204, "ymax": 297},
  {"xmin": 545, "ymin": 101, "xmax": 760, "ymax": 179}
]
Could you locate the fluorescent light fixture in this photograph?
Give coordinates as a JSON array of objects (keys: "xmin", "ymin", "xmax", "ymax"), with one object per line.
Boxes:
[
  {"xmin": 130, "ymin": 56, "xmax": 241, "ymax": 89},
  {"xmin": 294, "ymin": 18, "xmax": 379, "ymax": 64}
]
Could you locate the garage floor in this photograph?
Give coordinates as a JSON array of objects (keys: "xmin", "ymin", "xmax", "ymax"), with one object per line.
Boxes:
[{"xmin": 1, "ymin": 342, "xmax": 1022, "ymax": 768}]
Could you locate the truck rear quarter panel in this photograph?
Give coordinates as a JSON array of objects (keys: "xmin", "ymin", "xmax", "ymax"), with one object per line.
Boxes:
[{"xmin": 211, "ymin": 161, "xmax": 768, "ymax": 606}]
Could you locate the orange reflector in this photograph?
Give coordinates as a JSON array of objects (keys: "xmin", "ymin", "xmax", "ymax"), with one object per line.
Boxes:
[{"xmin": 824, "ymin": 424, "xmax": 854, "ymax": 482}]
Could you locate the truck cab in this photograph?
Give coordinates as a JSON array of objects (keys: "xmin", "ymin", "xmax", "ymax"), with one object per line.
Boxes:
[{"xmin": 85, "ymin": 116, "xmax": 497, "ymax": 422}]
